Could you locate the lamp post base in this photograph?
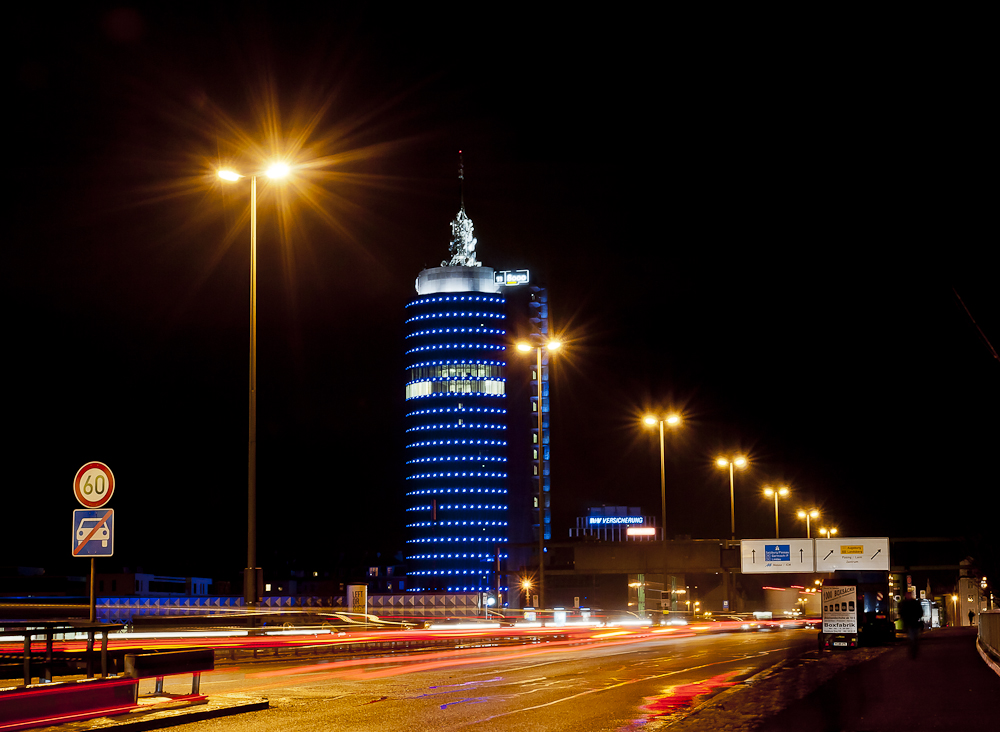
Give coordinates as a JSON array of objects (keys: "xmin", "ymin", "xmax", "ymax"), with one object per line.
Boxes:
[{"xmin": 244, "ymin": 567, "xmax": 262, "ymax": 608}]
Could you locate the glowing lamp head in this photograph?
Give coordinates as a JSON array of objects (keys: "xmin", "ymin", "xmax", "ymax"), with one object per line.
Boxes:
[
  {"xmin": 810, "ymin": 510, "xmax": 819, "ymax": 518},
  {"xmin": 734, "ymin": 456, "xmax": 748, "ymax": 469},
  {"xmin": 218, "ymin": 169, "xmax": 242, "ymax": 181},
  {"xmin": 797, "ymin": 510, "xmax": 806, "ymax": 519},
  {"xmin": 666, "ymin": 414, "xmax": 681, "ymax": 426},
  {"xmin": 546, "ymin": 339, "xmax": 562, "ymax": 351},
  {"xmin": 716, "ymin": 457, "xmax": 729, "ymax": 468},
  {"xmin": 266, "ymin": 163, "xmax": 290, "ymax": 179},
  {"xmin": 764, "ymin": 487, "xmax": 775, "ymax": 497},
  {"xmin": 643, "ymin": 416, "xmax": 658, "ymax": 426},
  {"xmin": 516, "ymin": 343, "xmax": 532, "ymax": 352},
  {"xmin": 778, "ymin": 487, "xmax": 789, "ymax": 496}
]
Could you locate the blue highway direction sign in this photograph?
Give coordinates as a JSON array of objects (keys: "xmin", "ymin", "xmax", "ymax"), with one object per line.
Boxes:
[
  {"xmin": 72, "ymin": 509, "xmax": 114, "ymax": 557},
  {"xmin": 741, "ymin": 538, "xmax": 815, "ymax": 573}
]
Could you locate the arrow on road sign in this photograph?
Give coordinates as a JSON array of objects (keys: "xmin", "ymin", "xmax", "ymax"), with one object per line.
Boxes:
[
  {"xmin": 824, "ymin": 550, "xmax": 834, "ymax": 560},
  {"xmin": 870, "ymin": 548, "xmax": 882, "ymax": 561}
]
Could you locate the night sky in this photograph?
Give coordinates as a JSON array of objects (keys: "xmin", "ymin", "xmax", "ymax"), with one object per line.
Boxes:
[{"xmin": 8, "ymin": 6, "xmax": 997, "ymax": 584}]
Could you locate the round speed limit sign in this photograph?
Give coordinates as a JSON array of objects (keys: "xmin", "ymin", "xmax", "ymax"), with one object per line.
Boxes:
[{"xmin": 74, "ymin": 461, "xmax": 115, "ymax": 508}]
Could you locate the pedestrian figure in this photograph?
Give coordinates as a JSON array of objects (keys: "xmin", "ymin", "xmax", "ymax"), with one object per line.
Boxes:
[
  {"xmin": 968, "ymin": 609, "xmax": 975, "ymax": 626},
  {"xmin": 898, "ymin": 592, "xmax": 922, "ymax": 659}
]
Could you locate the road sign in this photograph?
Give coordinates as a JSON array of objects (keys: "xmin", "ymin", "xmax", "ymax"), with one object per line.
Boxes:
[
  {"xmin": 72, "ymin": 509, "xmax": 114, "ymax": 557},
  {"xmin": 814, "ymin": 537, "xmax": 890, "ymax": 571},
  {"xmin": 741, "ymin": 539, "xmax": 815, "ymax": 573},
  {"xmin": 74, "ymin": 462, "xmax": 115, "ymax": 508}
]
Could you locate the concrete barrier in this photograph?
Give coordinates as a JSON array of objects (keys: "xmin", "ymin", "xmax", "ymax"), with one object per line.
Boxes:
[
  {"xmin": 978, "ymin": 609, "xmax": 1000, "ymax": 663},
  {"xmin": 0, "ymin": 677, "xmax": 137, "ymax": 729}
]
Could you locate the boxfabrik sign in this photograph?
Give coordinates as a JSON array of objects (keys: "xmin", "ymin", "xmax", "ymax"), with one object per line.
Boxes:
[{"xmin": 822, "ymin": 585, "xmax": 858, "ymax": 635}]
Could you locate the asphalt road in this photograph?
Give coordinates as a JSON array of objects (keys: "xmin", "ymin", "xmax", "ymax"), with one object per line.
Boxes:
[{"xmin": 162, "ymin": 628, "xmax": 818, "ymax": 731}]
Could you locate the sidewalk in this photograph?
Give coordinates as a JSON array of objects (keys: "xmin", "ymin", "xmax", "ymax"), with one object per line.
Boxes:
[{"xmin": 761, "ymin": 627, "xmax": 999, "ymax": 732}]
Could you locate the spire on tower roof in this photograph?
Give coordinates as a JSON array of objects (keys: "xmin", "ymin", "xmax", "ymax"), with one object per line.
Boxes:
[{"xmin": 443, "ymin": 150, "xmax": 481, "ymax": 267}]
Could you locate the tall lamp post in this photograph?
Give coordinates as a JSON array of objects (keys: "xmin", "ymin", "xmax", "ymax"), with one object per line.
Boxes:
[
  {"xmin": 715, "ymin": 456, "xmax": 748, "ymax": 543},
  {"xmin": 762, "ymin": 486, "xmax": 789, "ymax": 538},
  {"xmin": 643, "ymin": 413, "xmax": 681, "ymax": 617},
  {"xmin": 517, "ymin": 339, "xmax": 561, "ymax": 610},
  {"xmin": 218, "ymin": 163, "xmax": 290, "ymax": 608},
  {"xmin": 715, "ymin": 455, "xmax": 747, "ymax": 612},
  {"xmin": 796, "ymin": 509, "xmax": 820, "ymax": 538}
]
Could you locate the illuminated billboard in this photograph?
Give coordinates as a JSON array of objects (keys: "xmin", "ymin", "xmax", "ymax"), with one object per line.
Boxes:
[{"xmin": 494, "ymin": 269, "xmax": 530, "ymax": 286}]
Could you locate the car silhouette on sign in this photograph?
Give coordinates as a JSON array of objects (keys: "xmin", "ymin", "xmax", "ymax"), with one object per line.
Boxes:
[{"xmin": 76, "ymin": 518, "xmax": 109, "ymax": 548}]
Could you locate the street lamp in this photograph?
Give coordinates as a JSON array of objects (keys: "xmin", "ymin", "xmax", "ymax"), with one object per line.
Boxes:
[
  {"xmin": 762, "ymin": 486, "xmax": 789, "ymax": 538},
  {"xmin": 643, "ymin": 413, "xmax": 681, "ymax": 619},
  {"xmin": 715, "ymin": 455, "xmax": 748, "ymax": 542},
  {"xmin": 218, "ymin": 163, "xmax": 290, "ymax": 608},
  {"xmin": 796, "ymin": 509, "xmax": 820, "ymax": 538},
  {"xmin": 819, "ymin": 527, "xmax": 838, "ymax": 538},
  {"xmin": 643, "ymin": 414, "xmax": 681, "ymax": 544},
  {"xmin": 516, "ymin": 338, "xmax": 561, "ymax": 610}
]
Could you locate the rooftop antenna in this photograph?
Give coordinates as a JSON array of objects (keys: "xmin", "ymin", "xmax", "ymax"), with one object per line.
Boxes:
[{"xmin": 458, "ymin": 150, "xmax": 465, "ymax": 211}]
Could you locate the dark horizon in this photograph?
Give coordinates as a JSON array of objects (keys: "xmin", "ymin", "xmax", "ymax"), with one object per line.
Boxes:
[{"xmin": 8, "ymin": 6, "xmax": 997, "ymax": 585}]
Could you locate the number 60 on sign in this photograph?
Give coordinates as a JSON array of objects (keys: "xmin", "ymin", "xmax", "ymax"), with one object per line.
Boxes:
[{"xmin": 74, "ymin": 461, "xmax": 115, "ymax": 508}]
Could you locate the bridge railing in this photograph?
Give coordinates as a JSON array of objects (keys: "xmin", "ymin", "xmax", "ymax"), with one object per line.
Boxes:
[{"xmin": 978, "ymin": 610, "xmax": 1000, "ymax": 665}]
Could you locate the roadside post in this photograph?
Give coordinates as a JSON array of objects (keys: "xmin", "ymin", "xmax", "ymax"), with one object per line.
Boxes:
[{"xmin": 73, "ymin": 462, "xmax": 115, "ymax": 622}]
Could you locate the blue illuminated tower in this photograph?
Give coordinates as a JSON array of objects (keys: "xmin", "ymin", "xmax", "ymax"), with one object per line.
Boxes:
[
  {"xmin": 403, "ymin": 186, "xmax": 510, "ymax": 592},
  {"xmin": 404, "ymin": 162, "xmax": 551, "ymax": 597}
]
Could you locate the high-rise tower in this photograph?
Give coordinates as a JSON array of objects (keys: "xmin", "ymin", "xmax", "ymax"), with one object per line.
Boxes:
[{"xmin": 403, "ymin": 160, "xmax": 550, "ymax": 597}]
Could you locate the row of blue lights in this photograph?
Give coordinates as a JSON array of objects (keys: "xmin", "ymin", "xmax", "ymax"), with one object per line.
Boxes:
[
  {"xmin": 408, "ymin": 553, "xmax": 507, "ymax": 560},
  {"xmin": 409, "ymin": 570, "xmax": 492, "ymax": 576},
  {"xmin": 407, "ymin": 488, "xmax": 508, "ymax": 496},
  {"xmin": 407, "ymin": 392, "xmax": 504, "ymax": 400},
  {"xmin": 406, "ymin": 344, "xmax": 507, "ymax": 354},
  {"xmin": 406, "ymin": 504, "xmax": 507, "ymax": 512},
  {"xmin": 405, "ymin": 311, "xmax": 504, "ymax": 323},
  {"xmin": 407, "ymin": 537, "xmax": 508, "ymax": 543},
  {"xmin": 408, "ymin": 587, "xmax": 510, "ymax": 593},
  {"xmin": 412, "ymin": 589, "xmax": 511, "ymax": 594},
  {"xmin": 407, "ymin": 471, "xmax": 507, "ymax": 480},
  {"xmin": 406, "ymin": 327, "xmax": 506, "ymax": 339},
  {"xmin": 406, "ymin": 295, "xmax": 505, "ymax": 307},
  {"xmin": 408, "ymin": 521, "xmax": 508, "ymax": 528},
  {"xmin": 407, "ymin": 406, "xmax": 507, "ymax": 416},
  {"xmin": 406, "ymin": 456, "xmax": 506, "ymax": 465},
  {"xmin": 406, "ymin": 423, "xmax": 506, "ymax": 432},
  {"xmin": 407, "ymin": 439, "xmax": 507, "ymax": 448},
  {"xmin": 408, "ymin": 359, "xmax": 505, "ymax": 369}
]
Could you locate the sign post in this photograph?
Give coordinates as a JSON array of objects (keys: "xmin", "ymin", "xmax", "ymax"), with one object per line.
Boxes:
[{"xmin": 73, "ymin": 462, "xmax": 116, "ymax": 622}]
